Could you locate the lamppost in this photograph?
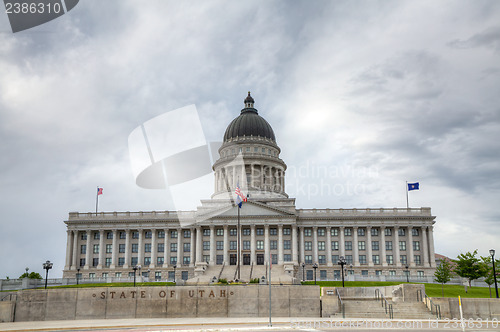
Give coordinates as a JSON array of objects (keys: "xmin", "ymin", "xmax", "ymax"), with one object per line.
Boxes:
[
  {"xmin": 133, "ymin": 265, "xmax": 139, "ymax": 287},
  {"xmin": 350, "ymin": 264, "xmax": 353, "ymax": 275},
  {"xmin": 77, "ymin": 268, "xmax": 80, "ymax": 285},
  {"xmin": 42, "ymin": 260, "xmax": 53, "ymax": 289},
  {"xmin": 312, "ymin": 263, "xmax": 318, "ymax": 285},
  {"xmin": 25, "ymin": 267, "xmax": 29, "ymax": 278},
  {"xmin": 301, "ymin": 263, "xmax": 305, "ymax": 281},
  {"xmin": 490, "ymin": 249, "xmax": 499, "ymax": 298},
  {"xmin": 173, "ymin": 264, "xmax": 177, "ymax": 283},
  {"xmin": 338, "ymin": 256, "xmax": 346, "ymax": 287},
  {"xmin": 405, "ymin": 265, "xmax": 410, "ymax": 283}
]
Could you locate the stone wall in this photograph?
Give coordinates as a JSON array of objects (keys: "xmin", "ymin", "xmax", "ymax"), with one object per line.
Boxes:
[
  {"xmin": 5, "ymin": 285, "xmax": 320, "ymax": 322},
  {"xmin": 431, "ymin": 297, "xmax": 500, "ymax": 320}
]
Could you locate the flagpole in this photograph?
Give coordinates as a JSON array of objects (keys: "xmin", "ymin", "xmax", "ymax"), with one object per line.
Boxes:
[
  {"xmin": 96, "ymin": 186, "xmax": 99, "ymax": 215},
  {"xmin": 237, "ymin": 204, "xmax": 241, "ymax": 281},
  {"xmin": 406, "ymin": 181, "xmax": 409, "ymax": 209}
]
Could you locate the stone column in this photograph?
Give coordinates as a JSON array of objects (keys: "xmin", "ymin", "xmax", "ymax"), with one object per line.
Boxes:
[
  {"xmin": 163, "ymin": 229, "xmax": 169, "ymax": 267},
  {"xmin": 381, "ymin": 226, "xmax": 387, "ymax": 266},
  {"xmin": 339, "ymin": 227, "xmax": 345, "ymax": 258},
  {"xmin": 177, "ymin": 228, "xmax": 182, "ymax": 265},
  {"xmin": 110, "ymin": 229, "xmax": 118, "ymax": 269},
  {"xmin": 124, "ymin": 230, "xmax": 130, "ymax": 269},
  {"xmin": 326, "ymin": 227, "xmax": 332, "ymax": 266},
  {"xmin": 196, "ymin": 227, "xmax": 202, "ymax": 264},
  {"xmin": 72, "ymin": 230, "xmax": 78, "ymax": 269},
  {"xmin": 138, "ymin": 229, "xmax": 143, "ymax": 267},
  {"xmin": 367, "ymin": 226, "xmax": 373, "ymax": 267},
  {"xmin": 278, "ymin": 225, "xmax": 283, "ymax": 265},
  {"xmin": 209, "ymin": 225, "xmax": 215, "ymax": 265},
  {"xmin": 422, "ymin": 226, "xmax": 429, "ymax": 267},
  {"xmin": 264, "ymin": 225, "xmax": 269, "ymax": 263},
  {"xmin": 190, "ymin": 228, "xmax": 195, "ymax": 267},
  {"xmin": 353, "ymin": 227, "xmax": 359, "ymax": 266},
  {"xmin": 408, "ymin": 227, "xmax": 414, "ymax": 267},
  {"xmin": 224, "ymin": 225, "xmax": 229, "ymax": 265},
  {"xmin": 65, "ymin": 230, "xmax": 73, "ymax": 270},
  {"xmin": 312, "ymin": 226, "xmax": 318, "ymax": 264},
  {"xmin": 84, "ymin": 230, "xmax": 91, "ymax": 270},
  {"xmin": 250, "ymin": 225, "xmax": 256, "ymax": 265},
  {"xmin": 394, "ymin": 226, "xmax": 401, "ymax": 267},
  {"xmin": 292, "ymin": 225, "xmax": 298, "ymax": 264},
  {"xmin": 428, "ymin": 226, "xmax": 436, "ymax": 267},
  {"xmin": 150, "ymin": 229, "xmax": 156, "ymax": 268},
  {"xmin": 97, "ymin": 230, "xmax": 105, "ymax": 269},
  {"xmin": 299, "ymin": 227, "xmax": 305, "ymax": 263}
]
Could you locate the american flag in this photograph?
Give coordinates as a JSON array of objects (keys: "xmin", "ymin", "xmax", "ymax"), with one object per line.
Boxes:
[
  {"xmin": 97, "ymin": 187, "xmax": 103, "ymax": 195},
  {"xmin": 235, "ymin": 186, "xmax": 247, "ymax": 202}
]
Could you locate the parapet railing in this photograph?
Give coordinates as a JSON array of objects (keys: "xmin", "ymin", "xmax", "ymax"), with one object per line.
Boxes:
[
  {"xmin": 375, "ymin": 289, "xmax": 393, "ymax": 319},
  {"xmin": 337, "ymin": 289, "xmax": 345, "ymax": 318},
  {"xmin": 417, "ymin": 289, "xmax": 441, "ymax": 319}
]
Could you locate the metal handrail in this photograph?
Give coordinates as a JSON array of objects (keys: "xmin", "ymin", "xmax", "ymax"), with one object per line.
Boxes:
[
  {"xmin": 375, "ymin": 289, "xmax": 393, "ymax": 319},
  {"xmin": 424, "ymin": 293, "xmax": 441, "ymax": 319},
  {"xmin": 337, "ymin": 289, "xmax": 345, "ymax": 318}
]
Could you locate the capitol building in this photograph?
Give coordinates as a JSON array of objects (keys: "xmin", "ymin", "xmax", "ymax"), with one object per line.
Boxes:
[{"xmin": 63, "ymin": 93, "xmax": 437, "ymax": 282}]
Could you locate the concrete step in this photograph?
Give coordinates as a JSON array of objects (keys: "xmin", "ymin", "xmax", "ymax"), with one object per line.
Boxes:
[{"xmin": 340, "ymin": 299, "xmax": 436, "ymax": 319}]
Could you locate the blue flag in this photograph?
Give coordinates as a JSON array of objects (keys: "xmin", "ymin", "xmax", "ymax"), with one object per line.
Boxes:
[{"xmin": 408, "ymin": 182, "xmax": 419, "ymax": 191}]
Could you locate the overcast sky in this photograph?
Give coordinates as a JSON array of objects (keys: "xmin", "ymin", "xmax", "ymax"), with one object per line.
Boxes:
[{"xmin": 1, "ymin": 1, "xmax": 499, "ymax": 279}]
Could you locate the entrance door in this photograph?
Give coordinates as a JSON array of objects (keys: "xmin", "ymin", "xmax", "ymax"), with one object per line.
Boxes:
[
  {"xmin": 306, "ymin": 270, "xmax": 313, "ymax": 281},
  {"xmin": 243, "ymin": 254, "xmax": 250, "ymax": 265},
  {"xmin": 230, "ymin": 254, "xmax": 237, "ymax": 265},
  {"xmin": 257, "ymin": 254, "xmax": 264, "ymax": 265}
]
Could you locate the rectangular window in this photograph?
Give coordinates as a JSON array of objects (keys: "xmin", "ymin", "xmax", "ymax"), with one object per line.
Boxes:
[
  {"xmin": 305, "ymin": 255, "xmax": 312, "ymax": 264},
  {"xmin": 80, "ymin": 258, "xmax": 85, "ymax": 267},
  {"xmin": 318, "ymin": 241, "xmax": 325, "ymax": 251},
  {"xmin": 183, "ymin": 256, "xmax": 190, "ymax": 265},
  {"xmin": 372, "ymin": 241, "xmax": 379, "ymax": 251},
  {"xmin": 332, "ymin": 241, "xmax": 339, "ymax": 250},
  {"xmin": 304, "ymin": 228, "xmax": 312, "ymax": 236},
  {"xmin": 415, "ymin": 255, "xmax": 421, "ymax": 265},
  {"xmin": 386, "ymin": 255, "xmax": 393, "ymax": 265},
  {"xmin": 305, "ymin": 241, "xmax": 312, "ymax": 251},
  {"xmin": 119, "ymin": 244, "xmax": 125, "ymax": 253},
  {"xmin": 118, "ymin": 257, "xmax": 124, "ymax": 266},
  {"xmin": 413, "ymin": 241, "xmax": 420, "ymax": 251},
  {"xmin": 359, "ymin": 255, "xmax": 367, "ymax": 264},
  {"xmin": 361, "ymin": 270, "xmax": 368, "ymax": 276},
  {"xmin": 371, "ymin": 228, "xmax": 379, "ymax": 236},
  {"xmin": 331, "ymin": 228, "xmax": 338, "ymax": 236},
  {"xmin": 158, "ymin": 243, "xmax": 164, "ymax": 252},
  {"xmin": 216, "ymin": 255, "xmax": 223, "ymax": 265},
  {"xmin": 283, "ymin": 240, "xmax": 291, "ymax": 250},
  {"xmin": 203, "ymin": 229, "xmax": 210, "ymax": 236},
  {"xmin": 386, "ymin": 241, "xmax": 393, "ymax": 250},
  {"xmin": 119, "ymin": 231, "xmax": 126, "ymax": 239},
  {"xmin": 132, "ymin": 244, "xmax": 138, "ymax": 253},
  {"xmin": 183, "ymin": 243, "xmax": 190, "ymax": 252},
  {"xmin": 106, "ymin": 232, "xmax": 113, "ymax": 239},
  {"xmin": 270, "ymin": 240, "xmax": 277, "ymax": 250},
  {"xmin": 332, "ymin": 255, "xmax": 339, "ymax": 264},
  {"xmin": 254, "ymin": 147, "xmax": 258, "ymax": 153},
  {"xmin": 170, "ymin": 257, "xmax": 177, "ymax": 265},
  {"xmin": 106, "ymin": 244, "xmax": 112, "ymax": 253},
  {"xmin": 243, "ymin": 240, "xmax": 250, "ymax": 250},
  {"xmin": 230, "ymin": 228, "xmax": 237, "ymax": 236},
  {"xmin": 242, "ymin": 228, "xmax": 250, "ymax": 236},
  {"xmin": 81, "ymin": 245, "xmax": 86, "ymax": 254},
  {"xmin": 270, "ymin": 228, "xmax": 277, "ymax": 236},
  {"xmin": 385, "ymin": 228, "xmax": 392, "ymax": 236},
  {"xmin": 345, "ymin": 255, "xmax": 353, "ymax": 265},
  {"xmin": 230, "ymin": 241, "xmax": 238, "ymax": 250},
  {"xmin": 155, "ymin": 271, "xmax": 161, "ymax": 280},
  {"xmin": 283, "ymin": 228, "xmax": 291, "ymax": 235},
  {"xmin": 89, "ymin": 273, "xmax": 95, "ymax": 279},
  {"xmin": 132, "ymin": 231, "xmax": 139, "ymax": 239},
  {"xmin": 158, "ymin": 230, "xmax": 165, "ymax": 238},
  {"xmin": 157, "ymin": 257, "xmax": 164, "ymax": 265},
  {"xmin": 144, "ymin": 257, "xmax": 151, "ymax": 266},
  {"xmin": 216, "ymin": 228, "xmax": 224, "ymax": 236},
  {"xmin": 93, "ymin": 258, "xmax": 99, "ymax": 267},
  {"xmin": 216, "ymin": 241, "xmax": 224, "ymax": 250},
  {"xmin": 375, "ymin": 270, "xmax": 382, "ymax": 276},
  {"xmin": 373, "ymin": 255, "xmax": 380, "ymax": 265},
  {"xmin": 145, "ymin": 243, "xmax": 151, "ymax": 253},
  {"xmin": 81, "ymin": 233, "xmax": 87, "ymax": 240},
  {"xmin": 318, "ymin": 255, "xmax": 326, "ymax": 264},
  {"xmin": 145, "ymin": 231, "xmax": 152, "ymax": 239},
  {"xmin": 398, "ymin": 228, "xmax": 405, "ymax": 236},
  {"xmin": 344, "ymin": 228, "xmax": 352, "ymax": 236},
  {"xmin": 400, "ymin": 255, "xmax": 407, "ymax": 264},
  {"xmin": 256, "ymin": 228, "xmax": 264, "ymax": 236},
  {"xmin": 171, "ymin": 230, "xmax": 177, "ymax": 238},
  {"xmin": 345, "ymin": 241, "xmax": 352, "ymax": 251},
  {"xmin": 94, "ymin": 232, "xmax": 100, "ymax": 240},
  {"xmin": 399, "ymin": 241, "xmax": 406, "ymax": 251},
  {"xmin": 170, "ymin": 243, "xmax": 177, "ymax": 252},
  {"xmin": 358, "ymin": 228, "xmax": 365, "ymax": 236},
  {"xmin": 131, "ymin": 257, "xmax": 138, "ymax": 266},
  {"xmin": 203, "ymin": 255, "xmax": 209, "ymax": 263},
  {"xmin": 412, "ymin": 228, "xmax": 419, "ymax": 236},
  {"xmin": 93, "ymin": 244, "xmax": 99, "ymax": 254},
  {"xmin": 389, "ymin": 270, "xmax": 396, "ymax": 276},
  {"xmin": 256, "ymin": 240, "xmax": 264, "ymax": 250},
  {"xmin": 284, "ymin": 254, "xmax": 291, "ymax": 262},
  {"xmin": 358, "ymin": 241, "xmax": 366, "ymax": 250},
  {"xmin": 318, "ymin": 228, "xmax": 325, "ymax": 236},
  {"xmin": 271, "ymin": 254, "xmax": 277, "ymax": 264},
  {"xmin": 417, "ymin": 270, "xmax": 424, "ymax": 277},
  {"xmin": 203, "ymin": 241, "xmax": 210, "ymax": 250}
]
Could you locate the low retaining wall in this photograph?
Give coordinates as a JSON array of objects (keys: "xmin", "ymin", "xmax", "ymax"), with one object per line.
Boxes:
[
  {"xmin": 2, "ymin": 285, "xmax": 320, "ymax": 322},
  {"xmin": 431, "ymin": 297, "xmax": 500, "ymax": 320}
]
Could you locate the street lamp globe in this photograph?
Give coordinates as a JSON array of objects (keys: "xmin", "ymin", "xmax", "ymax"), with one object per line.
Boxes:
[
  {"xmin": 490, "ymin": 249, "xmax": 495, "ymax": 257},
  {"xmin": 42, "ymin": 260, "xmax": 53, "ymax": 289}
]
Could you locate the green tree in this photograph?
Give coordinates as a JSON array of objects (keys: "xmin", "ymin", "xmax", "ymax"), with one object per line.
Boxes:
[
  {"xmin": 19, "ymin": 272, "xmax": 42, "ymax": 279},
  {"xmin": 453, "ymin": 250, "xmax": 487, "ymax": 287},
  {"xmin": 481, "ymin": 256, "xmax": 500, "ymax": 298},
  {"xmin": 434, "ymin": 260, "xmax": 453, "ymax": 297}
]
